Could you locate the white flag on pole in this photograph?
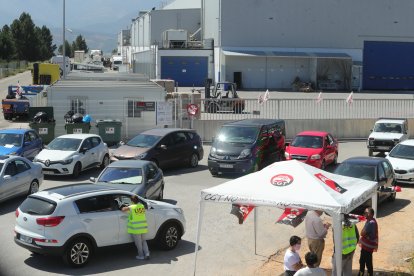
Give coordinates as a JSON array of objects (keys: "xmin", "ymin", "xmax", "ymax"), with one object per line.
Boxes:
[
  {"xmin": 316, "ymin": 92, "xmax": 322, "ymax": 103},
  {"xmin": 16, "ymin": 81, "xmax": 23, "ymax": 99},
  {"xmin": 258, "ymin": 90, "xmax": 270, "ymax": 105},
  {"xmin": 346, "ymin": 91, "xmax": 353, "ymax": 105}
]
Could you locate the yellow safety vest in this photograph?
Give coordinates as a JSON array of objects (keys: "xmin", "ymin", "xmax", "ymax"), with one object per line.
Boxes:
[
  {"xmin": 342, "ymin": 224, "xmax": 357, "ymax": 255},
  {"xmin": 127, "ymin": 203, "xmax": 148, "ymax": 235}
]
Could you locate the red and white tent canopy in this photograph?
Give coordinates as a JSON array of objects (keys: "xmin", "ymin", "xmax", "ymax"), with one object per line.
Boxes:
[{"xmin": 193, "ymin": 160, "xmax": 378, "ymax": 275}]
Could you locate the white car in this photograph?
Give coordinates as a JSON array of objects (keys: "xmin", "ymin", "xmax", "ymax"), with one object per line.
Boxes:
[
  {"xmin": 367, "ymin": 118, "xmax": 408, "ymax": 156},
  {"xmin": 386, "ymin": 139, "xmax": 414, "ymax": 184},
  {"xmin": 34, "ymin": 134, "xmax": 109, "ymax": 178},
  {"xmin": 14, "ymin": 184, "xmax": 186, "ymax": 267}
]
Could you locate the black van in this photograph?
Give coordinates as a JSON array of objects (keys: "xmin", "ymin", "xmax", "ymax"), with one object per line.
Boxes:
[{"xmin": 208, "ymin": 119, "xmax": 286, "ymax": 176}]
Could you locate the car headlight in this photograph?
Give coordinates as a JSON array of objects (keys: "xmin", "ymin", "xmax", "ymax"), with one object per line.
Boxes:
[
  {"xmin": 284, "ymin": 152, "xmax": 290, "ymax": 158},
  {"xmin": 60, "ymin": 158, "xmax": 73, "ymax": 165},
  {"xmin": 210, "ymin": 147, "xmax": 219, "ymax": 158},
  {"xmin": 174, "ymin": 208, "xmax": 184, "ymax": 215},
  {"xmin": 310, "ymin": 154, "xmax": 321, "ymax": 160},
  {"xmin": 136, "ymin": 152, "xmax": 147, "ymax": 159},
  {"xmin": 238, "ymin": 149, "xmax": 251, "ymax": 159}
]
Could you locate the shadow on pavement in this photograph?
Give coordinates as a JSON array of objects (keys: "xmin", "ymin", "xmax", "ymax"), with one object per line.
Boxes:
[
  {"xmin": 23, "ymin": 239, "xmax": 197, "ymax": 275},
  {"xmin": 162, "ymin": 164, "xmax": 208, "ymax": 176}
]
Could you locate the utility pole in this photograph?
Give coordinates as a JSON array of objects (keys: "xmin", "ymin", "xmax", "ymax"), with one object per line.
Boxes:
[{"xmin": 62, "ymin": 0, "xmax": 66, "ymax": 79}]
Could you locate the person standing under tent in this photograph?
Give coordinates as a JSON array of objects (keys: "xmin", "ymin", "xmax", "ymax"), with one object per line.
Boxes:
[
  {"xmin": 305, "ymin": 210, "xmax": 330, "ymax": 267},
  {"xmin": 283, "ymin": 235, "xmax": 304, "ymax": 276}
]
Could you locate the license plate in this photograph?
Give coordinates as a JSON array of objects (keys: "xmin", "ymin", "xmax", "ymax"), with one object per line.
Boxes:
[
  {"xmin": 219, "ymin": 163, "xmax": 233, "ymax": 168},
  {"xmin": 20, "ymin": 234, "xmax": 32, "ymax": 244},
  {"xmin": 376, "ymin": 146, "xmax": 390, "ymax": 150},
  {"xmin": 43, "ymin": 171, "xmax": 55, "ymax": 175}
]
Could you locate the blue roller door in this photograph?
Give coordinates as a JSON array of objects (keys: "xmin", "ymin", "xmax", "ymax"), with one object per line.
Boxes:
[
  {"xmin": 363, "ymin": 41, "xmax": 414, "ymax": 90},
  {"xmin": 161, "ymin": 56, "xmax": 208, "ymax": 86}
]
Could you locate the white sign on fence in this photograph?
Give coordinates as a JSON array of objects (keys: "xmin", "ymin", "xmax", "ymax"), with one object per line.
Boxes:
[
  {"xmin": 38, "ymin": 128, "xmax": 48, "ymax": 135},
  {"xmin": 105, "ymin": 127, "xmax": 115, "ymax": 134},
  {"xmin": 156, "ymin": 101, "xmax": 173, "ymax": 125},
  {"xmin": 73, "ymin": 128, "xmax": 83, "ymax": 134}
]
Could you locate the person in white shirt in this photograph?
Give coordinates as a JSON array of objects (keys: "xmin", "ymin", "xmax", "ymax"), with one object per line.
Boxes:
[
  {"xmin": 284, "ymin": 235, "xmax": 304, "ymax": 276},
  {"xmin": 305, "ymin": 210, "xmax": 330, "ymax": 267},
  {"xmin": 295, "ymin": 252, "xmax": 326, "ymax": 276}
]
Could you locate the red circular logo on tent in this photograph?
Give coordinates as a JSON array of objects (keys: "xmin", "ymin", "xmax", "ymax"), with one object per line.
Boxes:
[
  {"xmin": 187, "ymin": 104, "xmax": 199, "ymax": 116},
  {"xmin": 270, "ymin": 174, "xmax": 293, "ymax": 187}
]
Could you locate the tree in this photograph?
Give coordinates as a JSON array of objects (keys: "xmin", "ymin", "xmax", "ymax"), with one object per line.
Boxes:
[
  {"xmin": 72, "ymin": 34, "xmax": 88, "ymax": 53},
  {"xmin": 0, "ymin": 25, "xmax": 15, "ymax": 61},
  {"xmin": 37, "ymin": 25, "xmax": 56, "ymax": 60},
  {"xmin": 58, "ymin": 40, "xmax": 72, "ymax": 57},
  {"xmin": 10, "ymin": 12, "xmax": 40, "ymax": 61}
]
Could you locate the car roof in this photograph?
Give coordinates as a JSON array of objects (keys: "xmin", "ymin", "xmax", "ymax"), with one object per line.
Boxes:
[
  {"xmin": 56, "ymin": 134, "xmax": 99, "ymax": 139},
  {"xmin": 39, "ymin": 183, "xmax": 128, "ymax": 199},
  {"xmin": 108, "ymin": 160, "xmax": 150, "ymax": 168},
  {"xmin": 0, "ymin": 128, "xmax": 31, "ymax": 134},
  {"xmin": 224, "ymin": 119, "xmax": 284, "ymax": 127},
  {"xmin": 376, "ymin": 119, "xmax": 406, "ymax": 124},
  {"xmin": 341, "ymin": 156, "xmax": 387, "ymax": 165},
  {"xmin": 399, "ymin": 139, "xmax": 414, "ymax": 146},
  {"xmin": 0, "ymin": 155, "xmax": 17, "ymax": 163},
  {"xmin": 296, "ymin": 130, "xmax": 328, "ymax": 137},
  {"xmin": 140, "ymin": 128, "xmax": 195, "ymax": 136}
]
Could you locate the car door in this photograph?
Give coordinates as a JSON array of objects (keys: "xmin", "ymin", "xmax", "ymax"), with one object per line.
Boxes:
[
  {"xmin": 14, "ymin": 159, "xmax": 32, "ymax": 195},
  {"xmin": 169, "ymin": 132, "xmax": 192, "ymax": 164},
  {"xmin": 28, "ymin": 131, "xmax": 42, "ymax": 159},
  {"xmin": 325, "ymin": 134, "xmax": 336, "ymax": 163},
  {"xmin": 79, "ymin": 138, "xmax": 95, "ymax": 169},
  {"xmin": 1, "ymin": 161, "xmax": 23, "ymax": 200},
  {"xmin": 22, "ymin": 132, "xmax": 34, "ymax": 159},
  {"xmin": 75, "ymin": 194, "xmax": 120, "ymax": 247},
  {"xmin": 382, "ymin": 160, "xmax": 395, "ymax": 192},
  {"xmin": 89, "ymin": 136, "xmax": 103, "ymax": 165},
  {"xmin": 116, "ymin": 194, "xmax": 156, "ymax": 244},
  {"xmin": 154, "ymin": 134, "xmax": 174, "ymax": 168},
  {"xmin": 144, "ymin": 163, "xmax": 161, "ymax": 199},
  {"xmin": 376, "ymin": 163, "xmax": 388, "ymax": 201}
]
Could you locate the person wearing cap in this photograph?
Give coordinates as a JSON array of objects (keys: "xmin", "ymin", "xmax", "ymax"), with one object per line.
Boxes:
[{"xmin": 332, "ymin": 214, "xmax": 359, "ymax": 275}]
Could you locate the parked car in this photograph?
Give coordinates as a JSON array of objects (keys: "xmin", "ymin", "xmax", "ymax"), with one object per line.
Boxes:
[
  {"xmin": 367, "ymin": 118, "xmax": 408, "ymax": 156},
  {"xmin": 0, "ymin": 155, "xmax": 43, "ymax": 203},
  {"xmin": 208, "ymin": 119, "xmax": 286, "ymax": 176},
  {"xmin": 386, "ymin": 139, "xmax": 414, "ymax": 184},
  {"xmin": 284, "ymin": 131, "xmax": 338, "ymax": 169},
  {"xmin": 90, "ymin": 160, "xmax": 164, "ymax": 200},
  {"xmin": 334, "ymin": 156, "xmax": 396, "ymax": 203},
  {"xmin": 33, "ymin": 134, "xmax": 109, "ymax": 178},
  {"xmin": 0, "ymin": 128, "xmax": 43, "ymax": 160},
  {"xmin": 111, "ymin": 128, "xmax": 204, "ymax": 169},
  {"xmin": 14, "ymin": 184, "xmax": 186, "ymax": 267}
]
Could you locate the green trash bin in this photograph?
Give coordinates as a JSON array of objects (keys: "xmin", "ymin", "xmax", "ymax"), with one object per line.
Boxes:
[
  {"xmin": 96, "ymin": 119, "xmax": 122, "ymax": 146},
  {"xmin": 65, "ymin": 123, "xmax": 91, "ymax": 134},
  {"xmin": 29, "ymin": 122, "xmax": 56, "ymax": 144}
]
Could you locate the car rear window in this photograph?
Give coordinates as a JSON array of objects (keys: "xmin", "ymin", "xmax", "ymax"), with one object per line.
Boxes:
[{"xmin": 19, "ymin": 196, "xmax": 57, "ymax": 215}]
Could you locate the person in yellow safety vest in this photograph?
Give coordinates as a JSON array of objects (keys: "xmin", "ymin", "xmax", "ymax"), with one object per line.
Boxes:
[
  {"xmin": 332, "ymin": 214, "xmax": 359, "ymax": 276},
  {"xmin": 122, "ymin": 195, "xmax": 150, "ymax": 260}
]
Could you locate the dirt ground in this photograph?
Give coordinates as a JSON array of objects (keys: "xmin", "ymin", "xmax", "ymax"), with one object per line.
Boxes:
[{"xmin": 254, "ymin": 185, "xmax": 414, "ymax": 276}]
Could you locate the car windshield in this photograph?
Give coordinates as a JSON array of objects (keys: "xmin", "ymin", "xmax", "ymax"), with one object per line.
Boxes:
[
  {"xmin": 373, "ymin": 123, "xmax": 402, "ymax": 133},
  {"xmin": 334, "ymin": 163, "xmax": 377, "ymax": 181},
  {"xmin": 127, "ymin": 134, "xmax": 160, "ymax": 148},
  {"xmin": 47, "ymin": 138, "xmax": 82, "ymax": 151},
  {"xmin": 98, "ymin": 167, "xmax": 143, "ymax": 185},
  {"xmin": 0, "ymin": 133, "xmax": 22, "ymax": 147},
  {"xmin": 291, "ymin": 135, "xmax": 323, "ymax": 148},
  {"xmin": 217, "ymin": 126, "xmax": 259, "ymax": 144},
  {"xmin": 389, "ymin": 144, "xmax": 414, "ymax": 160}
]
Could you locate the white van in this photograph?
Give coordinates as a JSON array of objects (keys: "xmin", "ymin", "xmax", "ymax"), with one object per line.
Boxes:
[
  {"xmin": 51, "ymin": 55, "xmax": 70, "ymax": 76},
  {"xmin": 111, "ymin": 55, "xmax": 123, "ymax": 70}
]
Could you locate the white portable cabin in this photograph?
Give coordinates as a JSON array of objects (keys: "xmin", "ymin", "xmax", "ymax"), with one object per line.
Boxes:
[{"xmin": 44, "ymin": 72, "xmax": 167, "ymax": 139}]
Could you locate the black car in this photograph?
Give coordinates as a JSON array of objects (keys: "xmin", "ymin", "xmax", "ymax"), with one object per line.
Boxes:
[
  {"xmin": 334, "ymin": 156, "xmax": 396, "ymax": 204},
  {"xmin": 90, "ymin": 160, "xmax": 164, "ymax": 200},
  {"xmin": 110, "ymin": 128, "xmax": 204, "ymax": 169}
]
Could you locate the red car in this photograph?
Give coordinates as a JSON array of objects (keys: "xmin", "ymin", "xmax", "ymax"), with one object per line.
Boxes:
[{"xmin": 284, "ymin": 131, "xmax": 338, "ymax": 169}]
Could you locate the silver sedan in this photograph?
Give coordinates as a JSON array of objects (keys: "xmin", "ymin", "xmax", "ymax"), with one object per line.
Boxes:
[{"xmin": 0, "ymin": 155, "xmax": 43, "ymax": 203}]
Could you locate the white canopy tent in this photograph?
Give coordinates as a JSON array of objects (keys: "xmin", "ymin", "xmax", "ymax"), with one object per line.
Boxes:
[{"xmin": 193, "ymin": 160, "xmax": 378, "ymax": 275}]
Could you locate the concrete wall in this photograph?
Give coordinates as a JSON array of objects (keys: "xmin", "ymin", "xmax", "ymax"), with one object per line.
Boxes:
[{"xmin": 193, "ymin": 119, "xmax": 414, "ymax": 142}]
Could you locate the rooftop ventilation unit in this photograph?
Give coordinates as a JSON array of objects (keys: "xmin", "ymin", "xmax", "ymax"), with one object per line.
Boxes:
[{"xmin": 162, "ymin": 29, "xmax": 189, "ymax": 49}]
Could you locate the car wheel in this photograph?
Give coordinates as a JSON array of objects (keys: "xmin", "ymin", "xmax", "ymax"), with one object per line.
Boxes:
[
  {"xmin": 189, "ymin": 153, "xmax": 199, "ymax": 168},
  {"xmin": 157, "ymin": 222, "xmax": 181, "ymax": 250},
  {"xmin": 158, "ymin": 185, "xmax": 164, "ymax": 201},
  {"xmin": 63, "ymin": 238, "xmax": 92, "ymax": 267},
  {"xmin": 388, "ymin": 192, "xmax": 396, "ymax": 202},
  {"xmin": 368, "ymin": 149, "xmax": 373, "ymax": 156},
  {"xmin": 27, "ymin": 180, "xmax": 39, "ymax": 195},
  {"xmin": 72, "ymin": 162, "xmax": 81, "ymax": 178},
  {"xmin": 100, "ymin": 154, "xmax": 110, "ymax": 169}
]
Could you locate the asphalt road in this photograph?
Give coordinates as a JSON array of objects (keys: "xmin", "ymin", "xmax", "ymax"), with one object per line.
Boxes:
[{"xmin": 0, "ymin": 140, "xmax": 385, "ymax": 276}]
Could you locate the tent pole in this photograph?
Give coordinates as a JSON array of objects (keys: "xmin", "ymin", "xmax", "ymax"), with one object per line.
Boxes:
[
  {"xmin": 254, "ymin": 207, "xmax": 258, "ymax": 255},
  {"xmin": 193, "ymin": 200, "xmax": 205, "ymax": 276},
  {"xmin": 372, "ymin": 193, "xmax": 378, "ymax": 218},
  {"xmin": 333, "ymin": 214, "xmax": 343, "ymax": 276}
]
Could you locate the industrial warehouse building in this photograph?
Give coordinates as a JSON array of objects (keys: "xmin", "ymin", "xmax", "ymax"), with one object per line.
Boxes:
[{"xmin": 123, "ymin": 0, "xmax": 414, "ymax": 91}]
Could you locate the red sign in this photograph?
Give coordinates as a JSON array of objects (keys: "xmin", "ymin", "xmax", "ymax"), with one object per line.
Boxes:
[{"xmin": 187, "ymin": 104, "xmax": 199, "ymax": 116}]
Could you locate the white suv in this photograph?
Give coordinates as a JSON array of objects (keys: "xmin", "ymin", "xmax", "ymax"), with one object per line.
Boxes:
[
  {"xmin": 367, "ymin": 118, "xmax": 409, "ymax": 156},
  {"xmin": 34, "ymin": 134, "xmax": 110, "ymax": 178},
  {"xmin": 14, "ymin": 184, "xmax": 186, "ymax": 267}
]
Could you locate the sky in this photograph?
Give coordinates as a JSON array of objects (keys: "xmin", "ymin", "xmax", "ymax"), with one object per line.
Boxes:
[{"xmin": 0, "ymin": 0, "xmax": 169, "ymax": 52}]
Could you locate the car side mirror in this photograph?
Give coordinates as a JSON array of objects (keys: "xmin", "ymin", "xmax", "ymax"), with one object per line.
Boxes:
[
  {"xmin": 89, "ymin": 177, "xmax": 96, "ymax": 183},
  {"xmin": 159, "ymin": 144, "xmax": 167, "ymax": 150},
  {"xmin": 24, "ymin": 141, "xmax": 30, "ymax": 147},
  {"xmin": 3, "ymin": 175, "xmax": 12, "ymax": 180},
  {"xmin": 80, "ymin": 147, "xmax": 88, "ymax": 153},
  {"xmin": 370, "ymin": 129, "xmax": 373, "ymax": 132}
]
